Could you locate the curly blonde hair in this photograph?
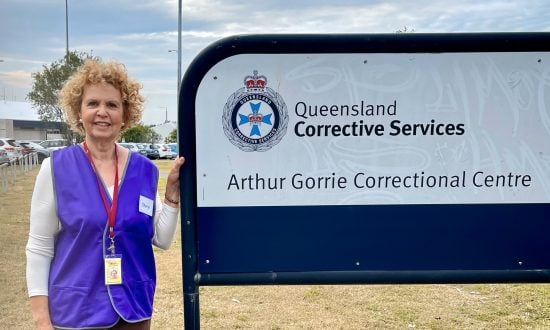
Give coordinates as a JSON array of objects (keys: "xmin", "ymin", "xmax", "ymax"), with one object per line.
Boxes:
[{"xmin": 59, "ymin": 59, "xmax": 145, "ymax": 135}]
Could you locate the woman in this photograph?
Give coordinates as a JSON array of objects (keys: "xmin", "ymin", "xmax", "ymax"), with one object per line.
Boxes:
[{"xmin": 26, "ymin": 59, "xmax": 185, "ymax": 329}]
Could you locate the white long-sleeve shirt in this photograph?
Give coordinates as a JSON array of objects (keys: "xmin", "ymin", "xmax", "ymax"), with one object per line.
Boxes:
[{"xmin": 26, "ymin": 158, "xmax": 179, "ymax": 297}]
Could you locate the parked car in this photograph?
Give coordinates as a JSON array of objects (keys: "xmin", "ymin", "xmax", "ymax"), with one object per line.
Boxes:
[
  {"xmin": 154, "ymin": 144, "xmax": 176, "ymax": 159},
  {"xmin": 0, "ymin": 137, "xmax": 22, "ymax": 160},
  {"xmin": 137, "ymin": 143, "xmax": 160, "ymax": 160},
  {"xmin": 163, "ymin": 144, "xmax": 177, "ymax": 159},
  {"xmin": 16, "ymin": 140, "xmax": 50, "ymax": 163},
  {"xmin": 0, "ymin": 149, "xmax": 9, "ymax": 165},
  {"xmin": 16, "ymin": 141, "xmax": 33, "ymax": 155},
  {"xmin": 166, "ymin": 143, "xmax": 178, "ymax": 154},
  {"xmin": 119, "ymin": 142, "xmax": 148, "ymax": 157},
  {"xmin": 39, "ymin": 139, "xmax": 70, "ymax": 151}
]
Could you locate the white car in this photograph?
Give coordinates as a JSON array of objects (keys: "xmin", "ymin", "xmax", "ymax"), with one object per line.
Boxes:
[
  {"xmin": 155, "ymin": 144, "xmax": 176, "ymax": 159},
  {"xmin": 0, "ymin": 137, "xmax": 22, "ymax": 160}
]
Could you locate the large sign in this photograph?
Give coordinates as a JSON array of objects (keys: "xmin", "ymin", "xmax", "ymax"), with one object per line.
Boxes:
[
  {"xmin": 197, "ymin": 53, "xmax": 548, "ymax": 207},
  {"xmin": 179, "ymin": 34, "xmax": 550, "ymax": 328}
]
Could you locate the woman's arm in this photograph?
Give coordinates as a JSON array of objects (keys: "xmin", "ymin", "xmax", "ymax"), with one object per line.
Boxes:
[
  {"xmin": 163, "ymin": 156, "xmax": 185, "ymax": 207},
  {"xmin": 152, "ymin": 199, "xmax": 179, "ymax": 249},
  {"xmin": 26, "ymin": 158, "xmax": 58, "ymax": 328},
  {"xmin": 152, "ymin": 156, "xmax": 185, "ymax": 249}
]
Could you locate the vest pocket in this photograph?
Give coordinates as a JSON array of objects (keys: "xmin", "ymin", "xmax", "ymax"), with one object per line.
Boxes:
[{"xmin": 50, "ymin": 285, "xmax": 90, "ymax": 326}]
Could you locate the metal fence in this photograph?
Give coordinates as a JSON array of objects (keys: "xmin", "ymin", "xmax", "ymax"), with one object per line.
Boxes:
[{"xmin": 0, "ymin": 153, "xmax": 40, "ymax": 193}]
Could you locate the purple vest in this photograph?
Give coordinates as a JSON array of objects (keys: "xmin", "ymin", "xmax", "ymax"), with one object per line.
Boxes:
[{"xmin": 49, "ymin": 145, "xmax": 158, "ymax": 328}]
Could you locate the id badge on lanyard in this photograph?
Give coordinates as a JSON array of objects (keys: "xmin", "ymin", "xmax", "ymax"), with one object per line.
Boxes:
[
  {"xmin": 105, "ymin": 254, "xmax": 123, "ymax": 285},
  {"xmin": 83, "ymin": 141, "xmax": 123, "ymax": 285}
]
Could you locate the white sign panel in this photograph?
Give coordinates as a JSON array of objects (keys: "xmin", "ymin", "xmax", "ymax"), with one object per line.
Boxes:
[{"xmin": 195, "ymin": 53, "xmax": 550, "ymax": 207}]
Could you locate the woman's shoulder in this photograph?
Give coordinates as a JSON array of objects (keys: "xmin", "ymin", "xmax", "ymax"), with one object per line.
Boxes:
[
  {"xmin": 50, "ymin": 144, "xmax": 83, "ymax": 157},
  {"xmin": 125, "ymin": 149, "xmax": 156, "ymax": 168},
  {"xmin": 38, "ymin": 156, "xmax": 52, "ymax": 172}
]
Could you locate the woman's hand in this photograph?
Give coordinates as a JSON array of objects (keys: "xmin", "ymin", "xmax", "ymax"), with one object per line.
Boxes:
[
  {"xmin": 164, "ymin": 156, "xmax": 185, "ymax": 207},
  {"xmin": 30, "ymin": 296, "xmax": 54, "ymax": 330}
]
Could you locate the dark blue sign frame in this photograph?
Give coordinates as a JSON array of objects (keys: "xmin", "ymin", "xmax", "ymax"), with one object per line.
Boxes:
[{"xmin": 179, "ymin": 33, "xmax": 550, "ymax": 329}]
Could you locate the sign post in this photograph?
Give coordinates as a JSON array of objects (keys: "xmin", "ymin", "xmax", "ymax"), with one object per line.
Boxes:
[{"xmin": 179, "ymin": 33, "xmax": 550, "ymax": 329}]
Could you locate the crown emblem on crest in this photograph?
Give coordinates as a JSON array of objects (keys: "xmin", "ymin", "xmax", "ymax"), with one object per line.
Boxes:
[
  {"xmin": 223, "ymin": 70, "xmax": 289, "ymax": 152},
  {"xmin": 244, "ymin": 70, "xmax": 267, "ymax": 92}
]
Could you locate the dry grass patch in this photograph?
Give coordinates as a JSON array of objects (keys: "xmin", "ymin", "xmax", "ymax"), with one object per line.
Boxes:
[
  {"xmin": 0, "ymin": 167, "xmax": 39, "ymax": 329},
  {"xmin": 2, "ymin": 160, "xmax": 550, "ymax": 329}
]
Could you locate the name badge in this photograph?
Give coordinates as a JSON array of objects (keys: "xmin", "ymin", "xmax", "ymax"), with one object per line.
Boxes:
[
  {"xmin": 105, "ymin": 255, "xmax": 123, "ymax": 285},
  {"xmin": 139, "ymin": 195, "xmax": 154, "ymax": 216}
]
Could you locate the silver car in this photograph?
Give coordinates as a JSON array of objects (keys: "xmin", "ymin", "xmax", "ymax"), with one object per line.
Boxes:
[
  {"xmin": 39, "ymin": 139, "xmax": 70, "ymax": 151},
  {"xmin": 17, "ymin": 140, "xmax": 51, "ymax": 164}
]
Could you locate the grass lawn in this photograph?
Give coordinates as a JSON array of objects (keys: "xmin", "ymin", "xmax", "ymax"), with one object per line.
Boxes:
[{"xmin": 1, "ymin": 160, "xmax": 549, "ymax": 329}]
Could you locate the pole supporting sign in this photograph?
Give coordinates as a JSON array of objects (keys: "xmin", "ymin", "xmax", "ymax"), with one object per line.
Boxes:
[{"xmin": 179, "ymin": 33, "xmax": 550, "ymax": 328}]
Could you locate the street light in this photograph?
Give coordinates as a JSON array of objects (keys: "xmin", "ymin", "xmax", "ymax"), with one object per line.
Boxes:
[
  {"xmin": 171, "ymin": 0, "xmax": 182, "ymax": 131},
  {"xmin": 177, "ymin": 0, "xmax": 182, "ymax": 97},
  {"xmin": 168, "ymin": 49, "xmax": 181, "ymax": 98},
  {"xmin": 65, "ymin": 0, "xmax": 69, "ymax": 56},
  {"xmin": 168, "ymin": 50, "xmax": 179, "ymax": 125}
]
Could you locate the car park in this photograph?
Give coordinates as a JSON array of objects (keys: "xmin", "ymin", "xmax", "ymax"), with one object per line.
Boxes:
[
  {"xmin": 137, "ymin": 143, "xmax": 160, "ymax": 160},
  {"xmin": 166, "ymin": 143, "xmax": 178, "ymax": 154},
  {"xmin": 155, "ymin": 144, "xmax": 176, "ymax": 159},
  {"xmin": 119, "ymin": 142, "xmax": 149, "ymax": 157},
  {"xmin": 0, "ymin": 149, "xmax": 9, "ymax": 165},
  {"xmin": 39, "ymin": 139, "xmax": 70, "ymax": 151},
  {"xmin": 16, "ymin": 140, "xmax": 51, "ymax": 163},
  {"xmin": 162, "ymin": 144, "xmax": 177, "ymax": 159},
  {"xmin": 17, "ymin": 141, "xmax": 34, "ymax": 155},
  {"xmin": 0, "ymin": 137, "xmax": 22, "ymax": 160}
]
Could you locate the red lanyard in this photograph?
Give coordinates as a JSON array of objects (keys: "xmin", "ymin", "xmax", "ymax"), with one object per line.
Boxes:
[{"xmin": 83, "ymin": 141, "xmax": 119, "ymax": 239}]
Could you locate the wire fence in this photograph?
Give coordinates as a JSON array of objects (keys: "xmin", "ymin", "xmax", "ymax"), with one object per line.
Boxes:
[{"xmin": 0, "ymin": 153, "xmax": 40, "ymax": 193}]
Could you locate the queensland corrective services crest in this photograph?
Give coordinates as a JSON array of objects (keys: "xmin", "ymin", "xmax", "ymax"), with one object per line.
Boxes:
[{"xmin": 222, "ymin": 70, "xmax": 289, "ymax": 152}]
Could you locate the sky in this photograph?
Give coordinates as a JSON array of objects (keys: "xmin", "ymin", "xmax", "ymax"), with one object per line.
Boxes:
[{"xmin": 1, "ymin": 0, "xmax": 550, "ymax": 125}]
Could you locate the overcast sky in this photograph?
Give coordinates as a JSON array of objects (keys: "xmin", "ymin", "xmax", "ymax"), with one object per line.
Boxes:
[{"xmin": 1, "ymin": 0, "xmax": 550, "ymax": 124}]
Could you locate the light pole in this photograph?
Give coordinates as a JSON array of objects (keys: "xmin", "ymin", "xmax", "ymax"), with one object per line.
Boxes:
[
  {"xmin": 177, "ymin": 0, "xmax": 182, "ymax": 99},
  {"xmin": 0, "ymin": 60, "xmax": 5, "ymax": 101},
  {"xmin": 168, "ymin": 49, "xmax": 181, "ymax": 98},
  {"xmin": 65, "ymin": 0, "xmax": 69, "ymax": 56},
  {"xmin": 169, "ymin": 0, "xmax": 182, "ymax": 123}
]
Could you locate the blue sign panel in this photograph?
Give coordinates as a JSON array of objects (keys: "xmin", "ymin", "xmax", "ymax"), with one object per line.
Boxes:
[{"xmin": 179, "ymin": 35, "xmax": 550, "ymax": 310}]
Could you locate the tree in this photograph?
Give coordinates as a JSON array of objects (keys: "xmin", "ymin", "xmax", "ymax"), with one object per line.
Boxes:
[
  {"xmin": 27, "ymin": 50, "xmax": 94, "ymax": 143},
  {"xmin": 165, "ymin": 128, "xmax": 177, "ymax": 143},
  {"xmin": 149, "ymin": 128, "xmax": 162, "ymax": 144},
  {"xmin": 121, "ymin": 124, "xmax": 161, "ymax": 143}
]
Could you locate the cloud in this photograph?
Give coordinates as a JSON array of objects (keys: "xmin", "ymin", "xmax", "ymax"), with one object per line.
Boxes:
[
  {"xmin": 0, "ymin": 70, "xmax": 33, "ymax": 89},
  {"xmin": 2, "ymin": 0, "xmax": 550, "ymax": 124}
]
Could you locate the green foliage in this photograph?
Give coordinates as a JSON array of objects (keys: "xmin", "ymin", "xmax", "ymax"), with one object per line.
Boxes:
[
  {"xmin": 27, "ymin": 50, "xmax": 92, "ymax": 122},
  {"xmin": 165, "ymin": 128, "xmax": 177, "ymax": 143},
  {"xmin": 27, "ymin": 50, "xmax": 94, "ymax": 142},
  {"xmin": 121, "ymin": 124, "xmax": 161, "ymax": 143},
  {"xmin": 150, "ymin": 128, "xmax": 161, "ymax": 144}
]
